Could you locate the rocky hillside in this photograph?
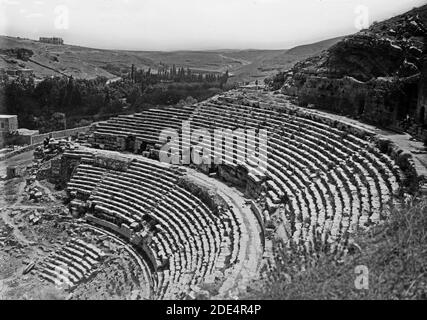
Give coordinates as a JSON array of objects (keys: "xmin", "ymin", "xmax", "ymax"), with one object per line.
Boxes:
[
  {"xmin": 270, "ymin": 5, "xmax": 427, "ymax": 131},
  {"xmin": 0, "ymin": 35, "xmax": 341, "ymax": 83},
  {"xmin": 0, "ymin": 36, "xmax": 155, "ymax": 80}
]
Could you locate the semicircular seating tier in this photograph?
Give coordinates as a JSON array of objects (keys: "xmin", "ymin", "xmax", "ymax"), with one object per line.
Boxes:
[
  {"xmin": 65, "ymin": 150, "xmax": 245, "ymax": 299},
  {"xmin": 90, "ymin": 89, "xmax": 403, "ymax": 256}
]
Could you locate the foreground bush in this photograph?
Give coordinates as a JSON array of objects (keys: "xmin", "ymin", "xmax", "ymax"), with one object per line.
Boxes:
[{"xmin": 246, "ymin": 199, "xmax": 427, "ymax": 300}]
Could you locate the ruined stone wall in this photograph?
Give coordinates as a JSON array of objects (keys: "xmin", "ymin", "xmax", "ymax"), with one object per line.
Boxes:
[
  {"xmin": 86, "ymin": 214, "xmax": 157, "ymax": 273},
  {"xmin": 373, "ymin": 137, "xmax": 420, "ymax": 193},
  {"xmin": 93, "ymin": 154, "xmax": 132, "ymax": 172},
  {"xmin": 177, "ymin": 175, "xmax": 229, "ymax": 216},
  {"xmin": 0, "ymin": 143, "xmax": 41, "ymax": 161},
  {"xmin": 56, "ymin": 155, "xmax": 82, "ymax": 188},
  {"xmin": 30, "ymin": 126, "xmax": 91, "ymax": 145},
  {"xmin": 217, "ymin": 165, "xmax": 248, "ymax": 189}
]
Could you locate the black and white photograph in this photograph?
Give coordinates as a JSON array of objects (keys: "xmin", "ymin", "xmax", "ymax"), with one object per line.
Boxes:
[{"xmin": 0, "ymin": 0, "xmax": 426, "ymax": 307}]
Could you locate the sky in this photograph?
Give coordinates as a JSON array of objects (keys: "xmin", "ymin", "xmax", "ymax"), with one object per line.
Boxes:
[{"xmin": 0, "ymin": 0, "xmax": 426, "ymax": 51}]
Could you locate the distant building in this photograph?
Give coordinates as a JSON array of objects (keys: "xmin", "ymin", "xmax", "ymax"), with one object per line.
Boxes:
[
  {"xmin": 0, "ymin": 115, "xmax": 18, "ymax": 148},
  {"xmin": 0, "ymin": 115, "xmax": 18, "ymax": 133},
  {"xmin": 6, "ymin": 165, "xmax": 26, "ymax": 179},
  {"xmin": 17, "ymin": 128, "xmax": 39, "ymax": 136},
  {"xmin": 39, "ymin": 37, "xmax": 64, "ymax": 45},
  {"xmin": 16, "ymin": 68, "xmax": 34, "ymax": 77},
  {"xmin": 0, "ymin": 116, "xmax": 41, "ymax": 148},
  {"xmin": 10, "ymin": 128, "xmax": 39, "ymax": 146}
]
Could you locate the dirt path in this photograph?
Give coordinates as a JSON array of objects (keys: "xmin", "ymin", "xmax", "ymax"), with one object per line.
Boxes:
[
  {"xmin": 0, "ymin": 150, "xmax": 34, "ymax": 178},
  {"xmin": 11, "ymin": 181, "xmax": 26, "ymax": 208},
  {"xmin": 0, "ymin": 164, "xmax": 35, "ymax": 246},
  {"xmin": 1, "ymin": 180, "xmax": 33, "ymax": 246},
  {"xmin": 218, "ymin": 54, "xmax": 252, "ymax": 67},
  {"xmin": 1, "ymin": 209, "xmax": 34, "ymax": 246},
  {"xmin": 28, "ymin": 58, "xmax": 70, "ymax": 78}
]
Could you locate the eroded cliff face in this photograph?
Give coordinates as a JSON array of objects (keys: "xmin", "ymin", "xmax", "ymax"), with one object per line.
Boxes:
[{"xmin": 273, "ymin": 6, "xmax": 427, "ymax": 131}]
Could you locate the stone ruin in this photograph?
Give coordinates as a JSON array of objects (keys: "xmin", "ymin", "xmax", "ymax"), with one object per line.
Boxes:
[{"xmin": 16, "ymin": 84, "xmax": 423, "ymax": 299}]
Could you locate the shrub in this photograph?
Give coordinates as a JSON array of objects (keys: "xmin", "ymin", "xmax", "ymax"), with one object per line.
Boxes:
[{"xmin": 245, "ymin": 199, "xmax": 427, "ymax": 300}]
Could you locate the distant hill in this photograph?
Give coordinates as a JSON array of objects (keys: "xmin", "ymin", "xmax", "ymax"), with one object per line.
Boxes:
[
  {"xmin": 230, "ymin": 37, "xmax": 344, "ymax": 83},
  {"xmin": 0, "ymin": 36, "xmax": 154, "ymax": 80},
  {"xmin": 0, "ymin": 34, "xmax": 343, "ymax": 83}
]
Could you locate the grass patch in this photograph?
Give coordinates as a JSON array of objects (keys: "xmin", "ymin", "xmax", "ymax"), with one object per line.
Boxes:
[{"xmin": 245, "ymin": 199, "xmax": 427, "ymax": 300}]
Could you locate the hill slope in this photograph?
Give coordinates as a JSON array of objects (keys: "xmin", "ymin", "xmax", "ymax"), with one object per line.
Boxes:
[
  {"xmin": 272, "ymin": 4, "xmax": 427, "ymax": 131},
  {"xmin": 0, "ymin": 35, "xmax": 342, "ymax": 83}
]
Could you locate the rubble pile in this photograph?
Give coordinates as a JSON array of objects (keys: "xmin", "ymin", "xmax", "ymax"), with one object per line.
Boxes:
[
  {"xmin": 34, "ymin": 138, "xmax": 73, "ymax": 161},
  {"xmin": 28, "ymin": 211, "xmax": 42, "ymax": 225},
  {"xmin": 20, "ymin": 138, "xmax": 78, "ymax": 203},
  {"xmin": 21, "ymin": 161, "xmax": 45, "ymax": 203}
]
